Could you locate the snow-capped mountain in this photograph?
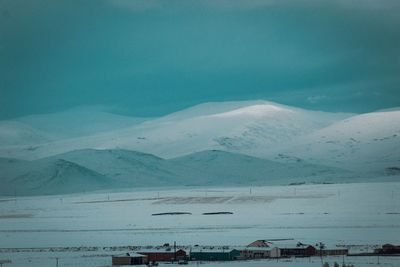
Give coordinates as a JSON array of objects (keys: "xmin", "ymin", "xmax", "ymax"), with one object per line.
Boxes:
[
  {"xmin": 101, "ymin": 101, "xmax": 352, "ymax": 159},
  {"xmin": 0, "ymin": 121, "xmax": 53, "ymax": 146},
  {"xmin": 16, "ymin": 106, "xmax": 148, "ymax": 139},
  {"xmin": 273, "ymin": 110, "xmax": 400, "ymax": 173},
  {"xmin": 0, "ymin": 100, "xmax": 352, "ymax": 160},
  {"xmin": 0, "ymin": 100, "xmax": 399, "ymax": 195}
]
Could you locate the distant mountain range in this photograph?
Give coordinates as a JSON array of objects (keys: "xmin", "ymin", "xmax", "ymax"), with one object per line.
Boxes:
[
  {"xmin": 0, "ymin": 149, "xmax": 352, "ymax": 196},
  {"xmin": 0, "ymin": 101, "xmax": 399, "ymax": 196}
]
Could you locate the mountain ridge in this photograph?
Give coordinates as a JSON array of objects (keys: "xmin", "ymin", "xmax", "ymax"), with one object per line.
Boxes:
[
  {"xmin": 0, "ymin": 100, "xmax": 399, "ymax": 196},
  {"xmin": 0, "ymin": 148, "xmax": 357, "ymax": 196}
]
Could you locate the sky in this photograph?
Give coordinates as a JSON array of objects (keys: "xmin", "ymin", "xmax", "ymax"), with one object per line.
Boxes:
[{"xmin": 0, "ymin": 0, "xmax": 399, "ymax": 119}]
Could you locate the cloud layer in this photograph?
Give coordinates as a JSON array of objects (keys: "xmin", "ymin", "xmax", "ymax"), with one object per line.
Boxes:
[{"xmin": 0, "ymin": 0, "xmax": 399, "ymax": 118}]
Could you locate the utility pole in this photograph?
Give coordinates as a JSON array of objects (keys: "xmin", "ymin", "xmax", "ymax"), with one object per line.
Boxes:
[
  {"xmin": 56, "ymin": 257, "xmax": 59, "ymax": 267},
  {"xmin": 174, "ymin": 241, "xmax": 177, "ymax": 262},
  {"xmin": 317, "ymin": 242, "xmax": 325, "ymax": 267},
  {"xmin": 14, "ymin": 189, "xmax": 17, "ymax": 206}
]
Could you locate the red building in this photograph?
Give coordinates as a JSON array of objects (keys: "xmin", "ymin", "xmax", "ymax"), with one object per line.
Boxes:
[
  {"xmin": 137, "ymin": 248, "xmax": 187, "ymax": 262},
  {"xmin": 280, "ymin": 244, "xmax": 317, "ymax": 257},
  {"xmin": 112, "ymin": 253, "xmax": 148, "ymax": 265}
]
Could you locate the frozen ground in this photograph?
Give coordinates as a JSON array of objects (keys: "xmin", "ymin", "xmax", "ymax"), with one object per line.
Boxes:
[{"xmin": 0, "ymin": 182, "xmax": 399, "ymax": 266}]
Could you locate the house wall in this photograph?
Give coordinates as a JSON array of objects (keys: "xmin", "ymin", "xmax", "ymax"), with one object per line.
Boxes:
[
  {"xmin": 240, "ymin": 249, "xmax": 269, "ymax": 259},
  {"xmin": 190, "ymin": 250, "xmax": 240, "ymax": 261},
  {"xmin": 270, "ymin": 247, "xmax": 281, "ymax": 258},
  {"xmin": 281, "ymin": 246, "xmax": 316, "ymax": 257},
  {"xmin": 321, "ymin": 249, "xmax": 348, "ymax": 256},
  {"xmin": 139, "ymin": 250, "xmax": 186, "ymax": 262},
  {"xmin": 112, "ymin": 256, "xmax": 147, "ymax": 265},
  {"xmin": 112, "ymin": 256, "xmax": 131, "ymax": 265}
]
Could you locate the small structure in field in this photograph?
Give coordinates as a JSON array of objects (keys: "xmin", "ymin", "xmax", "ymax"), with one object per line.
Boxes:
[{"xmin": 112, "ymin": 253, "xmax": 148, "ymax": 265}]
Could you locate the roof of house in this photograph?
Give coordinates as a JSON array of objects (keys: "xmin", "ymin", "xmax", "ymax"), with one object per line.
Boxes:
[
  {"xmin": 266, "ymin": 241, "xmax": 316, "ymax": 249},
  {"xmin": 247, "ymin": 240, "xmax": 272, "ymax": 247},
  {"xmin": 136, "ymin": 247, "xmax": 187, "ymax": 254},
  {"xmin": 190, "ymin": 246, "xmax": 240, "ymax": 253},
  {"xmin": 113, "ymin": 252, "xmax": 147, "ymax": 258}
]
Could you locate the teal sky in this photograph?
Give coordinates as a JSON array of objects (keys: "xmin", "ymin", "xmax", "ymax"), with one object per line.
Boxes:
[{"xmin": 1, "ymin": 0, "xmax": 399, "ymax": 119}]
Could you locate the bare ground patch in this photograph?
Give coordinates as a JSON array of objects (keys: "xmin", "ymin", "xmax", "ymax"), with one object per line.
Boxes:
[
  {"xmin": 74, "ymin": 197, "xmax": 166, "ymax": 204},
  {"xmin": 153, "ymin": 196, "xmax": 233, "ymax": 204},
  {"xmin": 0, "ymin": 213, "xmax": 33, "ymax": 219},
  {"xmin": 152, "ymin": 194, "xmax": 330, "ymax": 204}
]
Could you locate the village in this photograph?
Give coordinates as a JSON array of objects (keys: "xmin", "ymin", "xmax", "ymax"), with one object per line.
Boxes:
[{"xmin": 111, "ymin": 240, "xmax": 400, "ymax": 266}]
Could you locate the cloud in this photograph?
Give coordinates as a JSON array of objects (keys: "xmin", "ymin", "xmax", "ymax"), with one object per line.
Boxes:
[
  {"xmin": 108, "ymin": 0, "xmax": 162, "ymax": 11},
  {"xmin": 106, "ymin": 0, "xmax": 279, "ymax": 11},
  {"xmin": 307, "ymin": 95, "xmax": 329, "ymax": 104},
  {"xmin": 106, "ymin": 0, "xmax": 400, "ymax": 11},
  {"xmin": 335, "ymin": 0, "xmax": 400, "ymax": 9}
]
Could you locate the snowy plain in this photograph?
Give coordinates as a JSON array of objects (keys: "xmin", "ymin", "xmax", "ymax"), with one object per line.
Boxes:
[{"xmin": 0, "ymin": 182, "xmax": 399, "ymax": 267}]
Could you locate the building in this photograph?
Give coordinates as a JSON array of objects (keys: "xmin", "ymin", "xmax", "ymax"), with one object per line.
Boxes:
[
  {"xmin": 137, "ymin": 248, "xmax": 187, "ymax": 262},
  {"xmin": 240, "ymin": 247, "xmax": 270, "ymax": 259},
  {"xmin": 247, "ymin": 240, "xmax": 272, "ymax": 248},
  {"xmin": 279, "ymin": 243, "xmax": 317, "ymax": 257},
  {"xmin": 241, "ymin": 240, "xmax": 272, "ymax": 259},
  {"xmin": 112, "ymin": 253, "xmax": 148, "ymax": 265},
  {"xmin": 375, "ymin": 244, "xmax": 400, "ymax": 254},
  {"xmin": 190, "ymin": 247, "xmax": 241, "ymax": 261},
  {"xmin": 269, "ymin": 247, "xmax": 281, "ymax": 258},
  {"xmin": 321, "ymin": 248, "xmax": 348, "ymax": 256}
]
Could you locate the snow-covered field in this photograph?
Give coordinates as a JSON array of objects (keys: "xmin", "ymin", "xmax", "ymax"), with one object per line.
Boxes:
[{"xmin": 0, "ymin": 182, "xmax": 399, "ymax": 266}]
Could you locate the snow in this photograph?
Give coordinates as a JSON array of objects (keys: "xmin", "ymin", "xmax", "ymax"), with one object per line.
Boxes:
[
  {"xmin": 15, "ymin": 106, "xmax": 148, "ymax": 139},
  {"xmin": 0, "ymin": 121, "xmax": 53, "ymax": 146},
  {"xmin": 276, "ymin": 110, "xmax": 400, "ymax": 172},
  {"xmin": 0, "ymin": 182, "xmax": 399, "ymax": 266},
  {"xmin": 0, "ymin": 100, "xmax": 399, "ymax": 195},
  {"xmin": 0, "ymin": 100, "xmax": 352, "ymax": 161},
  {"xmin": 1, "ymin": 149, "xmax": 355, "ymax": 196},
  {"xmin": 208, "ymin": 104, "xmax": 293, "ymax": 118}
]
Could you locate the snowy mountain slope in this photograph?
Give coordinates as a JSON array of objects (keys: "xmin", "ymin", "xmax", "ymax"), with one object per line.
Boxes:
[
  {"xmin": 0, "ymin": 100, "xmax": 352, "ymax": 160},
  {"xmin": 0, "ymin": 157, "xmax": 112, "ymax": 196},
  {"xmin": 273, "ymin": 110, "xmax": 400, "ymax": 173},
  {"xmin": 0, "ymin": 157, "xmax": 29, "ymax": 180},
  {"xmin": 0, "ymin": 101, "xmax": 398, "ymax": 177},
  {"xmin": 0, "ymin": 107, "xmax": 148, "ymax": 159},
  {"xmin": 47, "ymin": 149, "xmax": 191, "ymax": 186},
  {"xmin": 0, "ymin": 148, "xmax": 355, "ymax": 196},
  {"xmin": 16, "ymin": 106, "xmax": 148, "ymax": 139},
  {"xmin": 104, "ymin": 101, "xmax": 352, "ymax": 158},
  {"xmin": 0, "ymin": 121, "xmax": 54, "ymax": 146},
  {"xmin": 170, "ymin": 150, "xmax": 353, "ymax": 185}
]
